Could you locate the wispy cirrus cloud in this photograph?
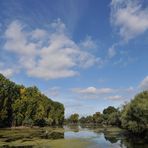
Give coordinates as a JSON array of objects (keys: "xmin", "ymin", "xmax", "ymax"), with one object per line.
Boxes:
[
  {"xmin": 111, "ymin": 0, "xmax": 148, "ymax": 42},
  {"xmin": 3, "ymin": 19, "xmax": 100, "ymax": 79},
  {"xmin": 107, "ymin": 0, "xmax": 148, "ymax": 62}
]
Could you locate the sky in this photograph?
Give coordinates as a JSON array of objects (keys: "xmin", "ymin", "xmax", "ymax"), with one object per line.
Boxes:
[{"xmin": 0, "ymin": 0, "xmax": 148, "ymax": 117}]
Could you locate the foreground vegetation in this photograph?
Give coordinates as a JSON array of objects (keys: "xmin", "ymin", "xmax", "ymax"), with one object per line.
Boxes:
[
  {"xmin": 0, "ymin": 126, "xmax": 147, "ymax": 148},
  {"xmin": 0, "ymin": 73, "xmax": 64, "ymax": 127},
  {"xmin": 67, "ymin": 91, "xmax": 148, "ymax": 135},
  {"xmin": 0, "ymin": 127, "xmax": 91, "ymax": 148}
]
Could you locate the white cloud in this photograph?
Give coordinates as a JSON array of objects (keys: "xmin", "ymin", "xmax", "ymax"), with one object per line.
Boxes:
[
  {"xmin": 108, "ymin": 45, "xmax": 117, "ymax": 58},
  {"xmin": 4, "ymin": 21, "xmax": 37, "ymax": 56},
  {"xmin": 80, "ymin": 36, "xmax": 97, "ymax": 49},
  {"xmin": 107, "ymin": 95, "xmax": 123, "ymax": 100},
  {"xmin": 71, "ymin": 86, "xmax": 138, "ymax": 101},
  {"xmin": 73, "ymin": 87, "xmax": 97, "ymax": 94},
  {"xmin": 0, "ymin": 62, "xmax": 18, "ymax": 78},
  {"xmin": 111, "ymin": 0, "xmax": 148, "ymax": 41},
  {"xmin": 0, "ymin": 68, "xmax": 15, "ymax": 78},
  {"xmin": 108, "ymin": 0, "xmax": 148, "ymax": 64},
  {"xmin": 50, "ymin": 18, "xmax": 66, "ymax": 33},
  {"xmin": 31, "ymin": 29, "xmax": 47, "ymax": 39},
  {"xmin": 139, "ymin": 76, "xmax": 148, "ymax": 90},
  {"xmin": 125, "ymin": 86, "xmax": 135, "ymax": 93},
  {"xmin": 97, "ymin": 88, "xmax": 114, "ymax": 94},
  {"xmin": 72, "ymin": 86, "xmax": 114, "ymax": 95},
  {"xmin": 3, "ymin": 19, "xmax": 99, "ymax": 79}
]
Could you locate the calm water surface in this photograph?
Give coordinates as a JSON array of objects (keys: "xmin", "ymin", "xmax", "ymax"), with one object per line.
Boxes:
[
  {"xmin": 0, "ymin": 125, "xmax": 147, "ymax": 148},
  {"xmin": 64, "ymin": 126, "xmax": 148, "ymax": 148}
]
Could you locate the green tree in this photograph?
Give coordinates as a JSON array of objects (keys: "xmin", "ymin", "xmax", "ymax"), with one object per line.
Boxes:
[
  {"xmin": 121, "ymin": 91, "xmax": 148, "ymax": 134},
  {"xmin": 108, "ymin": 112, "xmax": 121, "ymax": 126},
  {"xmin": 93, "ymin": 112, "xmax": 103, "ymax": 124},
  {"xmin": 0, "ymin": 73, "xmax": 65, "ymax": 127},
  {"xmin": 69, "ymin": 113, "xmax": 79, "ymax": 124},
  {"xmin": 85, "ymin": 115, "xmax": 93, "ymax": 124},
  {"xmin": 79, "ymin": 116, "xmax": 86, "ymax": 124},
  {"xmin": 0, "ymin": 74, "xmax": 20, "ymax": 127},
  {"xmin": 103, "ymin": 106, "xmax": 117, "ymax": 115}
]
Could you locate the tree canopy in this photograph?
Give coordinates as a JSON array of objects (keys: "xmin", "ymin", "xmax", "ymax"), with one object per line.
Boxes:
[
  {"xmin": 121, "ymin": 91, "xmax": 148, "ymax": 134},
  {"xmin": 68, "ymin": 113, "xmax": 79, "ymax": 124},
  {"xmin": 1, "ymin": 73, "xmax": 148, "ymax": 135},
  {"xmin": 0, "ymin": 73, "xmax": 64, "ymax": 127}
]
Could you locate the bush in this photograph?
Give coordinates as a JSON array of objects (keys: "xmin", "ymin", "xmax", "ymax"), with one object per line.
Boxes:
[{"xmin": 121, "ymin": 91, "xmax": 148, "ymax": 134}]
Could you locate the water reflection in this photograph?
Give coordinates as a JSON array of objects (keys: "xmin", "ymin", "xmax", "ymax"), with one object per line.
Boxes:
[
  {"xmin": 64, "ymin": 125, "xmax": 81, "ymax": 132},
  {"xmin": 104, "ymin": 135, "xmax": 118, "ymax": 144},
  {"xmin": 0, "ymin": 126, "xmax": 147, "ymax": 148},
  {"xmin": 64, "ymin": 125, "xmax": 148, "ymax": 148}
]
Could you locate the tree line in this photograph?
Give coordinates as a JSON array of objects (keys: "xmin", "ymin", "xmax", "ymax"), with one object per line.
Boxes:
[
  {"xmin": 66, "ymin": 91, "xmax": 148, "ymax": 135},
  {"xmin": 0, "ymin": 72, "xmax": 148, "ymax": 135},
  {"xmin": 0, "ymin": 73, "xmax": 64, "ymax": 127}
]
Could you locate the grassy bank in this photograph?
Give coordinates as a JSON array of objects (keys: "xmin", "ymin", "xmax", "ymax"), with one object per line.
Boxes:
[{"xmin": 0, "ymin": 127, "xmax": 92, "ymax": 148}]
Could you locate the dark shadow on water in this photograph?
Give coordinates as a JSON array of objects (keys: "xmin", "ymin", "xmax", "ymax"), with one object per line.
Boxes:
[
  {"xmin": 120, "ymin": 134, "xmax": 148, "ymax": 148},
  {"xmin": 100, "ymin": 127, "xmax": 148, "ymax": 148},
  {"xmin": 104, "ymin": 135, "xmax": 118, "ymax": 144}
]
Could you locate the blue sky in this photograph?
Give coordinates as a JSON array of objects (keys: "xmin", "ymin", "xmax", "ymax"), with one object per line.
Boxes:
[{"xmin": 0, "ymin": 0, "xmax": 148, "ymax": 117}]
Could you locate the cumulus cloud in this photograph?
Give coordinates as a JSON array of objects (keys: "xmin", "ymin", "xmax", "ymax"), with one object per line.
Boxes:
[
  {"xmin": 139, "ymin": 76, "xmax": 148, "ymax": 90},
  {"xmin": 71, "ymin": 86, "xmax": 137, "ymax": 101},
  {"xmin": 72, "ymin": 86, "xmax": 114, "ymax": 95},
  {"xmin": 3, "ymin": 19, "xmax": 99, "ymax": 79},
  {"xmin": 111, "ymin": 0, "xmax": 148, "ymax": 41},
  {"xmin": 31, "ymin": 29, "xmax": 47, "ymax": 39},
  {"xmin": 4, "ymin": 21, "xmax": 37, "ymax": 56}
]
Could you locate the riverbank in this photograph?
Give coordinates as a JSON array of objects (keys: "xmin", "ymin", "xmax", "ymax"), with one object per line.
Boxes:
[
  {"xmin": 0, "ymin": 126, "xmax": 147, "ymax": 148},
  {"xmin": 0, "ymin": 127, "xmax": 91, "ymax": 148}
]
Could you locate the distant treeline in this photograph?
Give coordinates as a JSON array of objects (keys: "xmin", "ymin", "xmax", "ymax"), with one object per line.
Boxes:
[
  {"xmin": 0, "ymin": 73, "xmax": 64, "ymax": 127},
  {"xmin": 66, "ymin": 91, "xmax": 148, "ymax": 134}
]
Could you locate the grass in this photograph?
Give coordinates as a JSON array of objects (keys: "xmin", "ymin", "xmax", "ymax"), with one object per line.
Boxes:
[
  {"xmin": 0, "ymin": 126, "xmax": 147, "ymax": 148},
  {"xmin": 0, "ymin": 138, "xmax": 90, "ymax": 148},
  {"xmin": 0, "ymin": 127, "xmax": 91, "ymax": 148}
]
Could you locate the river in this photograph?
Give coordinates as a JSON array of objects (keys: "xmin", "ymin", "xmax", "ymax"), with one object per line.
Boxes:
[{"xmin": 0, "ymin": 125, "xmax": 147, "ymax": 148}]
